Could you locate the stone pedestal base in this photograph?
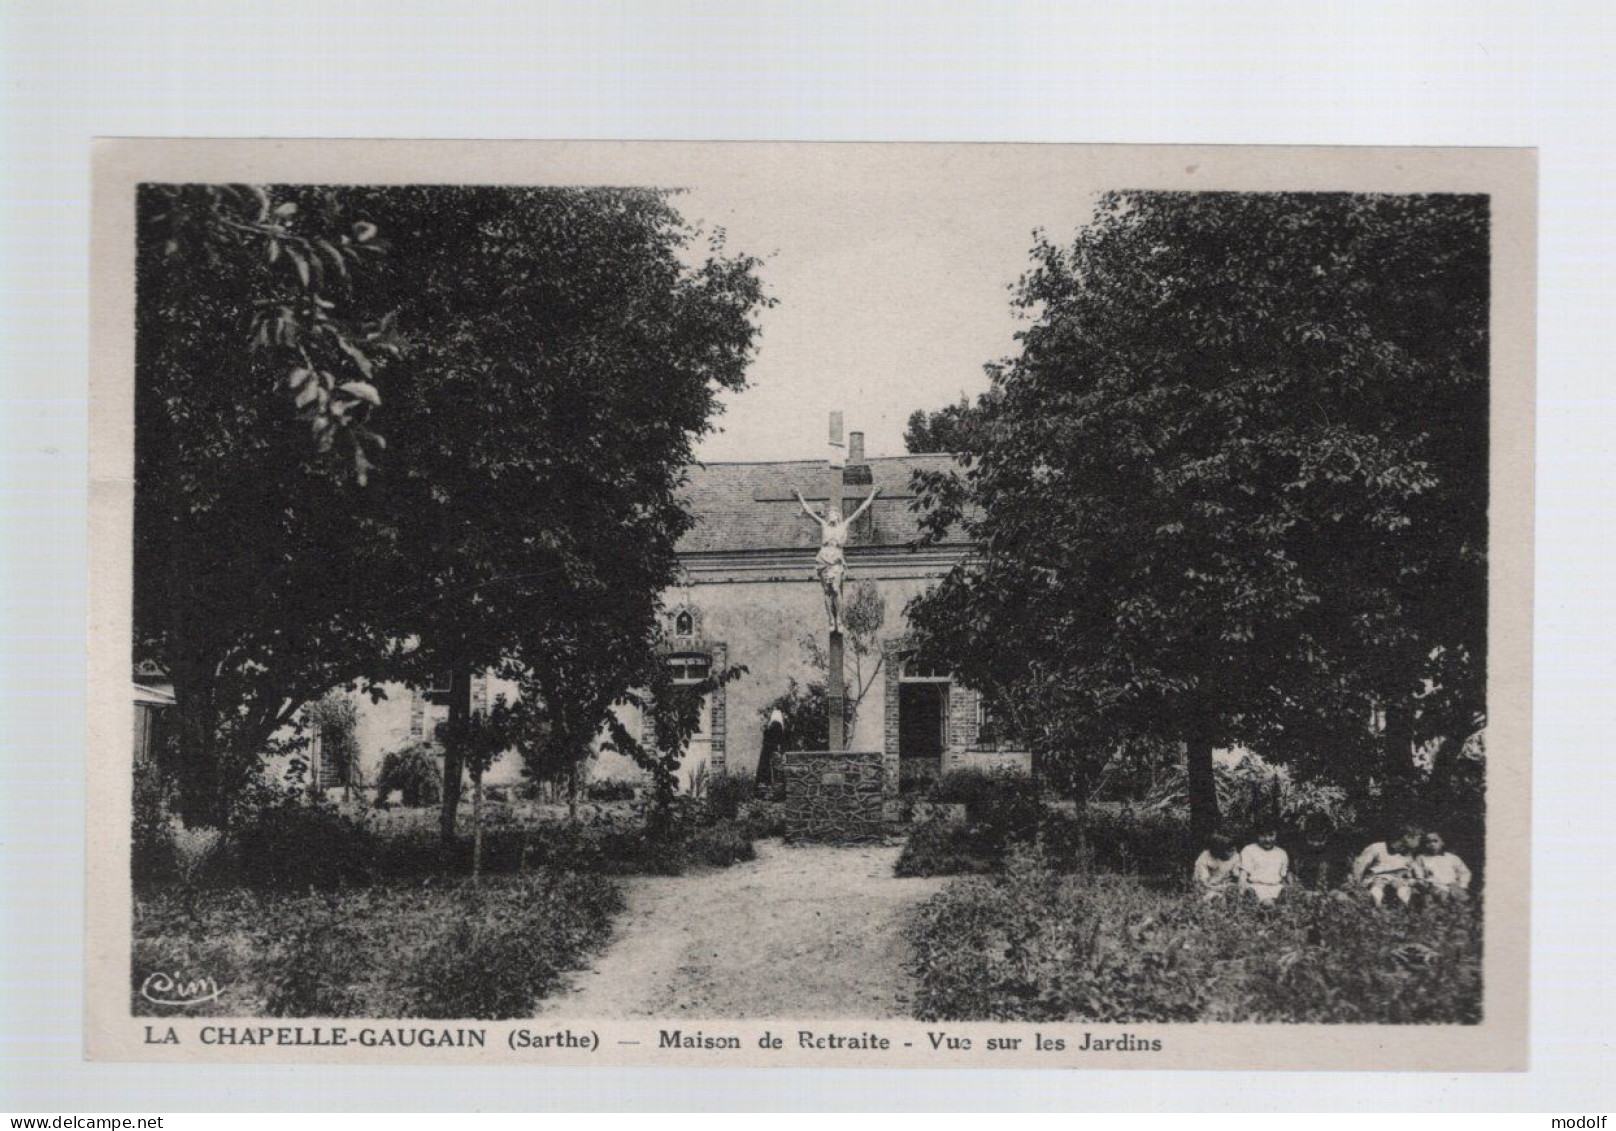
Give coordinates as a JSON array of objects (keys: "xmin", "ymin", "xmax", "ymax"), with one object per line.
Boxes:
[{"xmin": 782, "ymin": 749, "xmax": 887, "ymax": 842}]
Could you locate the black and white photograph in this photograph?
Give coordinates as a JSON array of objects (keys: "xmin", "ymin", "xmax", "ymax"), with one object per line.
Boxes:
[{"xmin": 85, "ymin": 141, "xmax": 1533, "ymax": 1070}]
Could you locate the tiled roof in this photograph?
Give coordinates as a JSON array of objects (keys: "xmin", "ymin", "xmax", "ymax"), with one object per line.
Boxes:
[{"xmin": 675, "ymin": 454, "xmax": 969, "ymax": 554}]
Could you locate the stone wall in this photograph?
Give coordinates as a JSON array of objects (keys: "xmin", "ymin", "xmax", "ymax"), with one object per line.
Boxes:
[{"xmin": 782, "ymin": 749, "xmax": 887, "ymax": 842}]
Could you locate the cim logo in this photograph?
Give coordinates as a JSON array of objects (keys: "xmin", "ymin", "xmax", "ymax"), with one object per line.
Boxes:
[{"xmin": 140, "ymin": 970, "xmax": 223, "ymax": 1008}]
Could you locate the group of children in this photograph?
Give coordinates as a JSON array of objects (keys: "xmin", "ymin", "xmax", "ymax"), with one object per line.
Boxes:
[{"xmin": 1191, "ymin": 823, "xmax": 1474, "ymax": 906}]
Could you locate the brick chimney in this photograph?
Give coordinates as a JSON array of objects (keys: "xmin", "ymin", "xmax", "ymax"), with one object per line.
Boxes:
[{"xmin": 848, "ymin": 431, "xmax": 865, "ymax": 465}]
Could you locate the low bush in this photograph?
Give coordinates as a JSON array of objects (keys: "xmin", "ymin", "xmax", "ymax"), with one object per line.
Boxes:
[
  {"xmin": 130, "ymin": 906, "xmax": 256, "ymax": 1017},
  {"xmin": 230, "ymin": 801, "xmax": 378, "ymax": 890},
  {"xmin": 373, "ymin": 744, "xmax": 442, "ymax": 808},
  {"xmin": 927, "ymin": 769, "xmax": 1043, "ymax": 844},
  {"xmin": 152, "ymin": 785, "xmax": 761, "ymax": 889},
  {"xmin": 1048, "ymin": 807, "xmax": 1198, "ymax": 883},
  {"xmin": 133, "ymin": 871, "xmax": 623, "ymax": 1020},
  {"xmin": 685, "ymin": 821, "xmax": 756, "ymax": 867},
  {"xmin": 519, "ymin": 820, "xmax": 686, "ymax": 876},
  {"xmin": 262, "ymin": 904, "xmax": 370, "ymax": 1017},
  {"xmin": 895, "ymin": 770, "xmax": 1047, "ymax": 876},
  {"xmin": 907, "ymin": 848, "xmax": 1483, "ymax": 1024},
  {"xmin": 402, "ymin": 873, "xmax": 622, "ymax": 1019},
  {"xmin": 738, "ymin": 799, "xmax": 788, "ymax": 839},
  {"xmin": 585, "ymin": 779, "xmax": 637, "ymax": 803},
  {"xmin": 702, "ymin": 773, "xmax": 755, "ymax": 823},
  {"xmin": 132, "ymin": 761, "xmax": 181, "ymax": 887},
  {"xmin": 895, "ymin": 818, "xmax": 1003, "ymax": 877}
]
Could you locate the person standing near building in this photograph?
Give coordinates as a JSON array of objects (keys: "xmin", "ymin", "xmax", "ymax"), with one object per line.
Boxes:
[{"xmin": 756, "ymin": 708, "xmax": 786, "ymax": 794}]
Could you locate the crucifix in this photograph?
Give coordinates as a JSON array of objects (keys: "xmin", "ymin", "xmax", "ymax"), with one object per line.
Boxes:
[{"xmin": 795, "ymin": 411, "xmax": 879, "ymax": 751}]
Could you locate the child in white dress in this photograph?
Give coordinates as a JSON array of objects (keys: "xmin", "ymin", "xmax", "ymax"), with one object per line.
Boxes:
[
  {"xmin": 1193, "ymin": 834, "xmax": 1242, "ymax": 901},
  {"xmin": 1239, "ymin": 827, "xmax": 1290, "ymax": 905},
  {"xmin": 1415, "ymin": 831, "xmax": 1473, "ymax": 901}
]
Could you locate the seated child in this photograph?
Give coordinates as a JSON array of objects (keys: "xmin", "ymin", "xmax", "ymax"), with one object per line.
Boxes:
[
  {"xmin": 1352, "ymin": 827, "xmax": 1418, "ymax": 906},
  {"xmin": 1238, "ymin": 826, "xmax": 1290, "ymax": 905},
  {"xmin": 1415, "ymin": 831, "xmax": 1473, "ymax": 900},
  {"xmin": 1292, "ymin": 822, "xmax": 1337, "ymax": 891},
  {"xmin": 1193, "ymin": 834, "xmax": 1242, "ymax": 901}
]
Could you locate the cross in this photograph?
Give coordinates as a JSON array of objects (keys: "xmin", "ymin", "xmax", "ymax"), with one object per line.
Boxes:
[{"xmin": 826, "ymin": 411, "xmax": 846, "ymax": 751}]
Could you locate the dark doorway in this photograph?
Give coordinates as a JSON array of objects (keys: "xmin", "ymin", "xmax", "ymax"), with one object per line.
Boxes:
[{"xmin": 899, "ymin": 681, "xmax": 948, "ymax": 789}]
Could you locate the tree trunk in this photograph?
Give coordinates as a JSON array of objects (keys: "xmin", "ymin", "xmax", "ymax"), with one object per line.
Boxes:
[
  {"xmin": 567, "ymin": 759, "xmax": 580, "ymax": 824},
  {"xmin": 171, "ymin": 688, "xmax": 224, "ymax": 828},
  {"xmin": 1186, "ymin": 736, "xmax": 1219, "ymax": 846},
  {"xmin": 308, "ymin": 728, "xmax": 323, "ymax": 803},
  {"xmin": 438, "ymin": 663, "xmax": 471, "ymax": 846},
  {"xmin": 471, "ymin": 766, "xmax": 484, "ymax": 885},
  {"xmin": 1382, "ymin": 697, "xmax": 1417, "ymax": 786}
]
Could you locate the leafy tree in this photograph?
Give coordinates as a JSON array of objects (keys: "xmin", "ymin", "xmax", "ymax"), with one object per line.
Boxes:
[
  {"xmin": 758, "ymin": 677, "xmax": 856, "ymax": 755},
  {"xmin": 437, "ymin": 695, "xmax": 518, "ymax": 880},
  {"xmin": 347, "ymin": 186, "xmax": 767, "ymax": 843},
  {"xmin": 504, "ymin": 593, "xmax": 655, "ymax": 823},
  {"xmin": 605, "ymin": 645, "xmax": 747, "ymax": 835},
  {"xmin": 135, "ymin": 185, "xmax": 403, "ymax": 824},
  {"xmin": 907, "ymin": 192, "xmax": 1488, "ymax": 841},
  {"xmin": 136, "ymin": 185, "xmax": 768, "ymax": 829},
  {"xmin": 795, "ymin": 579, "xmax": 887, "ymax": 734},
  {"xmin": 903, "ymin": 390, "xmax": 998, "ymax": 454}
]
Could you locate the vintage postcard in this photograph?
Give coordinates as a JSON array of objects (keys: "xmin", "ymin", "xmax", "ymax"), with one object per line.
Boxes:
[{"xmin": 86, "ymin": 140, "xmax": 1533, "ymax": 1069}]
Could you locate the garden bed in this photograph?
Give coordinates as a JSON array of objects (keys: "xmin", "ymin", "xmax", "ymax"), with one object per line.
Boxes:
[
  {"xmin": 906, "ymin": 848, "xmax": 1483, "ymax": 1024},
  {"xmin": 132, "ymin": 870, "xmax": 622, "ymax": 1020}
]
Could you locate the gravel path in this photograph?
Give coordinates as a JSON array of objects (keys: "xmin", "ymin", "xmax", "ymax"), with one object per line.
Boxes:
[{"xmin": 536, "ymin": 839, "xmax": 948, "ymax": 1019}]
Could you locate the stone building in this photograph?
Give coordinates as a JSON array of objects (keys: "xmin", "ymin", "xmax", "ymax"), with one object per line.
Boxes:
[{"xmin": 318, "ymin": 434, "xmax": 1029, "ymax": 794}]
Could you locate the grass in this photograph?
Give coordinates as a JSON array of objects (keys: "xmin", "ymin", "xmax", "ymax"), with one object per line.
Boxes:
[
  {"xmin": 130, "ymin": 787, "xmax": 776, "ymax": 1020},
  {"xmin": 132, "ymin": 870, "xmax": 622, "ymax": 1020},
  {"xmin": 906, "ymin": 846, "xmax": 1483, "ymax": 1024}
]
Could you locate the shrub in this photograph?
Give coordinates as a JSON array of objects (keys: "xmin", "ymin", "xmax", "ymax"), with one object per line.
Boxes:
[
  {"xmin": 229, "ymin": 801, "xmax": 377, "ymax": 890},
  {"xmin": 908, "ymin": 849, "xmax": 1209, "ymax": 1022},
  {"xmin": 687, "ymin": 761, "xmax": 712, "ymax": 801},
  {"xmin": 906, "ymin": 848, "xmax": 1483, "ymax": 1024},
  {"xmin": 895, "ymin": 818, "xmax": 1002, "ymax": 877},
  {"xmin": 895, "ymin": 769, "xmax": 1046, "ymax": 875},
  {"xmin": 927, "ymin": 769, "xmax": 1043, "ymax": 844},
  {"xmin": 899, "ymin": 757, "xmax": 943, "ymax": 794},
  {"xmin": 585, "ymin": 779, "xmax": 637, "ymax": 802},
  {"xmin": 130, "ymin": 910, "xmax": 252, "ymax": 1017},
  {"xmin": 685, "ymin": 821, "xmax": 756, "ymax": 867},
  {"xmin": 132, "ymin": 765, "xmax": 226, "ymax": 887},
  {"xmin": 404, "ymin": 914, "xmax": 546, "ymax": 1020},
  {"xmin": 133, "ymin": 871, "xmax": 623, "ymax": 1020},
  {"xmin": 521, "ymin": 821, "xmax": 687, "ymax": 876},
  {"xmin": 262, "ymin": 902, "xmax": 370, "ymax": 1016},
  {"xmin": 132, "ymin": 761, "xmax": 181, "ymax": 887},
  {"xmin": 1058, "ymin": 807, "xmax": 1197, "ymax": 883},
  {"xmin": 738, "ymin": 799, "xmax": 788, "ymax": 839},
  {"xmin": 374, "ymin": 744, "xmax": 442, "ymax": 808},
  {"xmin": 1234, "ymin": 895, "xmax": 1483, "ymax": 1023},
  {"xmin": 521, "ymin": 822, "xmax": 606, "ymax": 872},
  {"xmin": 702, "ymin": 773, "xmax": 755, "ymax": 823},
  {"xmin": 403, "ymin": 873, "xmax": 622, "ymax": 1019}
]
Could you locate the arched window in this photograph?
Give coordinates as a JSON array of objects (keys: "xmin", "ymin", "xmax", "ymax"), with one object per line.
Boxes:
[{"xmin": 673, "ymin": 610, "xmax": 694, "ymax": 637}]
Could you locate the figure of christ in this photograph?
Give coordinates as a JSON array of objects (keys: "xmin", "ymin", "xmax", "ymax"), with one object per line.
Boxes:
[{"xmin": 795, "ymin": 486, "xmax": 880, "ymax": 634}]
